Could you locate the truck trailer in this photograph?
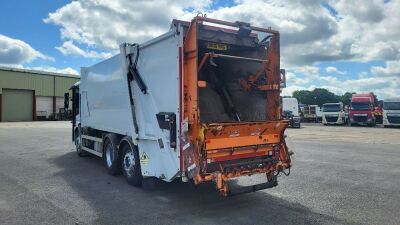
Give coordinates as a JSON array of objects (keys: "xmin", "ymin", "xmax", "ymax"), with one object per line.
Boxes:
[{"xmin": 70, "ymin": 16, "xmax": 292, "ymax": 196}]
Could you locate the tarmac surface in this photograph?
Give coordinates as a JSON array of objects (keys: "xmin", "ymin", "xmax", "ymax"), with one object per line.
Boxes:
[{"xmin": 0, "ymin": 121, "xmax": 399, "ymax": 225}]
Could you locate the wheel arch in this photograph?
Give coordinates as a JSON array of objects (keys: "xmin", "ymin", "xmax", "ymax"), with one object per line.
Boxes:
[{"xmin": 118, "ymin": 136, "xmax": 137, "ymax": 157}]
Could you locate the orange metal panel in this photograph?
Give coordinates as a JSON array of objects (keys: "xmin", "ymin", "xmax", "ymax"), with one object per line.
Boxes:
[
  {"xmin": 183, "ymin": 19, "xmax": 199, "ymax": 128},
  {"xmin": 205, "ymin": 134, "xmax": 280, "ymax": 150}
]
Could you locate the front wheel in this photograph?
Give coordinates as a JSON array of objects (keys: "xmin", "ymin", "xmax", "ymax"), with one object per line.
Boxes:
[{"xmin": 121, "ymin": 143, "xmax": 142, "ymax": 186}]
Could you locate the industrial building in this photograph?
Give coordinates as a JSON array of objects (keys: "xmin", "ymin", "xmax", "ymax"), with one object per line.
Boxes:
[{"xmin": 0, "ymin": 67, "xmax": 79, "ymax": 122}]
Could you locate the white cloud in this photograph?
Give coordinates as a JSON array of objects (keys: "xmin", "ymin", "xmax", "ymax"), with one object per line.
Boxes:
[
  {"xmin": 44, "ymin": 0, "xmax": 400, "ymax": 99},
  {"xmin": 330, "ymin": 0, "xmax": 400, "ymax": 62},
  {"xmin": 371, "ymin": 61, "xmax": 400, "ymax": 77},
  {"xmin": 44, "ymin": 0, "xmax": 400, "ymax": 65},
  {"xmin": 325, "ymin": 66, "xmax": 346, "ymax": 75},
  {"xmin": 283, "ymin": 65, "xmax": 400, "ymax": 99},
  {"xmin": 56, "ymin": 41, "xmax": 113, "ymax": 59},
  {"xmin": 44, "ymin": 0, "xmax": 211, "ymax": 50},
  {"xmin": 0, "ymin": 34, "xmax": 54, "ymax": 64}
]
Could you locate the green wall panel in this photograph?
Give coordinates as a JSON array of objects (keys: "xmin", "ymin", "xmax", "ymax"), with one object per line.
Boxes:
[
  {"xmin": 0, "ymin": 69, "xmax": 79, "ymax": 97},
  {"xmin": 55, "ymin": 76, "xmax": 79, "ymax": 96},
  {"xmin": 2, "ymin": 89, "xmax": 33, "ymax": 121}
]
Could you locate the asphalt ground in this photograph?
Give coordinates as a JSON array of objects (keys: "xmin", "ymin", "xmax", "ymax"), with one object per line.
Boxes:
[{"xmin": 0, "ymin": 122, "xmax": 399, "ymax": 225}]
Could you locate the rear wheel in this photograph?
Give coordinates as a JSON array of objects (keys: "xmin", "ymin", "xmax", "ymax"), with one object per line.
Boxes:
[
  {"xmin": 121, "ymin": 143, "xmax": 142, "ymax": 186},
  {"xmin": 103, "ymin": 136, "xmax": 122, "ymax": 175}
]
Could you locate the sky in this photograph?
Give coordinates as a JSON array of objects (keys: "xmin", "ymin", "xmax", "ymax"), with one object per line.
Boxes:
[{"xmin": 0, "ymin": 0, "xmax": 399, "ymax": 99}]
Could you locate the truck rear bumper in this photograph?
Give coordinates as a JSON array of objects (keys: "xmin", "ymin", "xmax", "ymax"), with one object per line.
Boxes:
[{"xmin": 183, "ymin": 121, "xmax": 292, "ymax": 196}]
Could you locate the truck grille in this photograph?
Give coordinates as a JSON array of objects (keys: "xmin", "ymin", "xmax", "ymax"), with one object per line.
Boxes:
[
  {"xmin": 353, "ymin": 115, "xmax": 368, "ymax": 123},
  {"xmin": 326, "ymin": 116, "xmax": 338, "ymax": 122},
  {"xmin": 388, "ymin": 116, "xmax": 400, "ymax": 124}
]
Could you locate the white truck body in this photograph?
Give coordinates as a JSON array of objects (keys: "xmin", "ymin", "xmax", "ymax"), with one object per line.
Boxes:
[
  {"xmin": 321, "ymin": 102, "xmax": 346, "ymax": 125},
  {"xmin": 282, "ymin": 98, "xmax": 299, "ymax": 116},
  {"xmin": 303, "ymin": 105, "xmax": 321, "ymax": 122},
  {"xmin": 79, "ymin": 30, "xmax": 182, "ymax": 181},
  {"xmin": 383, "ymin": 98, "xmax": 400, "ymax": 127}
]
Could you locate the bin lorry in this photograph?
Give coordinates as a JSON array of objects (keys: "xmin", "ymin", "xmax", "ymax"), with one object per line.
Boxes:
[
  {"xmin": 321, "ymin": 102, "xmax": 346, "ymax": 125},
  {"xmin": 69, "ymin": 16, "xmax": 292, "ymax": 196},
  {"xmin": 383, "ymin": 98, "xmax": 400, "ymax": 127},
  {"xmin": 349, "ymin": 93, "xmax": 376, "ymax": 126}
]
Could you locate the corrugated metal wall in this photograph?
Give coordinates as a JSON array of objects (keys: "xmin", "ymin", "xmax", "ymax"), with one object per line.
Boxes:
[
  {"xmin": 0, "ymin": 69, "xmax": 79, "ymax": 96},
  {"xmin": 55, "ymin": 76, "xmax": 79, "ymax": 96}
]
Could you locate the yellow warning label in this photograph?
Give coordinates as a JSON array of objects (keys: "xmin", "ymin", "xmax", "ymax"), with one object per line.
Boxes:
[
  {"xmin": 140, "ymin": 152, "xmax": 150, "ymax": 166},
  {"xmin": 206, "ymin": 42, "xmax": 228, "ymax": 51}
]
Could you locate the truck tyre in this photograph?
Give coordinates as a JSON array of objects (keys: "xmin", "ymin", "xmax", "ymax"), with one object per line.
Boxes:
[
  {"xmin": 121, "ymin": 142, "xmax": 142, "ymax": 187},
  {"xmin": 103, "ymin": 136, "xmax": 122, "ymax": 176}
]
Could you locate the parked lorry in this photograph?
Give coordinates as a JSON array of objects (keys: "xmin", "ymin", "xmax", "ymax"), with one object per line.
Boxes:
[
  {"xmin": 321, "ymin": 102, "xmax": 346, "ymax": 125},
  {"xmin": 282, "ymin": 98, "xmax": 300, "ymax": 128},
  {"xmin": 349, "ymin": 93, "xmax": 376, "ymax": 126},
  {"xmin": 383, "ymin": 98, "xmax": 400, "ymax": 127},
  {"xmin": 69, "ymin": 16, "xmax": 292, "ymax": 196},
  {"xmin": 302, "ymin": 105, "xmax": 321, "ymax": 122}
]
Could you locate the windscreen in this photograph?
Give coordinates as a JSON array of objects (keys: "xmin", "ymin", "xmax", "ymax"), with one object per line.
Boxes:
[
  {"xmin": 351, "ymin": 102, "xmax": 370, "ymax": 111},
  {"xmin": 323, "ymin": 104, "xmax": 340, "ymax": 112},
  {"xmin": 383, "ymin": 102, "xmax": 400, "ymax": 110}
]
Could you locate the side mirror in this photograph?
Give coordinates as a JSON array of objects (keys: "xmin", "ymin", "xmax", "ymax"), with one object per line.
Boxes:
[
  {"xmin": 64, "ymin": 93, "xmax": 69, "ymax": 109},
  {"xmin": 280, "ymin": 69, "xmax": 286, "ymax": 88}
]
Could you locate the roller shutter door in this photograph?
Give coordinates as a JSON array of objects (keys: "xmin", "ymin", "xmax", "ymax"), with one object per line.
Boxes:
[
  {"xmin": 56, "ymin": 97, "xmax": 64, "ymax": 112},
  {"xmin": 36, "ymin": 96, "xmax": 53, "ymax": 118},
  {"xmin": 2, "ymin": 89, "xmax": 33, "ymax": 121}
]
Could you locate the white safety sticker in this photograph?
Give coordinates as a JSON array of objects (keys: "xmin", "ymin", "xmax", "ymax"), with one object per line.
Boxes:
[{"xmin": 140, "ymin": 152, "xmax": 150, "ymax": 166}]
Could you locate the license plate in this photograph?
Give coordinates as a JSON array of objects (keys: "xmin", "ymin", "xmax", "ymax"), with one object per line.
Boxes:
[{"xmin": 206, "ymin": 42, "xmax": 228, "ymax": 51}]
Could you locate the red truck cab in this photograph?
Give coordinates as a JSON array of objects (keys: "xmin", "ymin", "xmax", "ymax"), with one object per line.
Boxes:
[{"xmin": 349, "ymin": 93, "xmax": 376, "ymax": 126}]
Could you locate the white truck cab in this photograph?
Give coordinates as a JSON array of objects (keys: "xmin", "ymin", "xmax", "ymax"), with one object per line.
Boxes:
[
  {"xmin": 383, "ymin": 98, "xmax": 400, "ymax": 127},
  {"xmin": 322, "ymin": 102, "xmax": 346, "ymax": 125}
]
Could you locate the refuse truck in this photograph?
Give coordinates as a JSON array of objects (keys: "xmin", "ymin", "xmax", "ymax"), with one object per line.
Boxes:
[{"xmin": 69, "ymin": 16, "xmax": 292, "ymax": 196}]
